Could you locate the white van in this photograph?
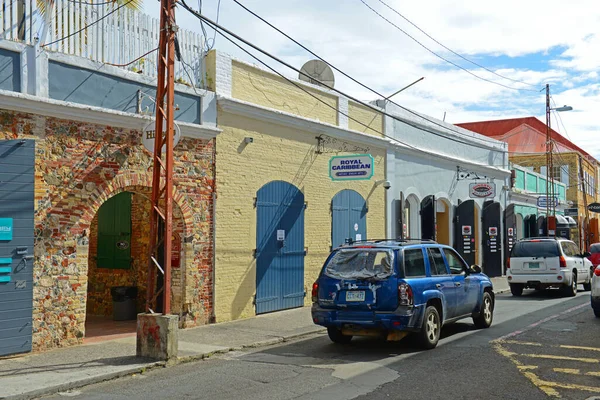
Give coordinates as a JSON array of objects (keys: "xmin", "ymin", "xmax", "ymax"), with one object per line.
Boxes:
[{"xmin": 507, "ymin": 237, "xmax": 592, "ymax": 296}]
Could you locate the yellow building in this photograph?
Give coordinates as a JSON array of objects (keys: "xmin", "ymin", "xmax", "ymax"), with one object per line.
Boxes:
[{"xmin": 205, "ymin": 51, "xmax": 388, "ymax": 321}]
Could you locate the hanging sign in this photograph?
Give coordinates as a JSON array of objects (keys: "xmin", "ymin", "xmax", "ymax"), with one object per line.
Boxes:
[
  {"xmin": 0, "ymin": 218, "xmax": 13, "ymax": 241},
  {"xmin": 142, "ymin": 120, "xmax": 182, "ymax": 154},
  {"xmin": 537, "ymin": 196, "xmax": 559, "ymax": 208},
  {"xmin": 469, "ymin": 182, "xmax": 496, "ymax": 198},
  {"xmin": 588, "ymin": 203, "xmax": 600, "ymax": 213},
  {"xmin": 329, "ymin": 154, "xmax": 374, "ymax": 181}
]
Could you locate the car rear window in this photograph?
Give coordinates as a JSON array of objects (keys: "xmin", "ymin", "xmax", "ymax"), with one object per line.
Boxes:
[
  {"xmin": 324, "ymin": 248, "xmax": 394, "ymax": 280},
  {"xmin": 591, "ymin": 244, "xmax": 600, "ymax": 254},
  {"xmin": 511, "ymin": 241, "xmax": 560, "ymax": 258}
]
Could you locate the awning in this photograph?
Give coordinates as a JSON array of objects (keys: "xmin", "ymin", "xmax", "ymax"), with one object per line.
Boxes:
[
  {"xmin": 555, "ymin": 215, "xmax": 568, "ymax": 225},
  {"xmin": 565, "ymin": 216, "xmax": 577, "ymax": 227}
]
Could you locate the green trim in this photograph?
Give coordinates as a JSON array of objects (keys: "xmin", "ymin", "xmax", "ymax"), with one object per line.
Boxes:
[
  {"xmin": 0, "ymin": 267, "xmax": 11, "ymax": 273},
  {"xmin": 0, "ymin": 258, "xmax": 12, "ymax": 264},
  {"xmin": 0, "ymin": 276, "xmax": 10, "ymax": 283},
  {"xmin": 329, "ymin": 154, "xmax": 375, "ymax": 181}
]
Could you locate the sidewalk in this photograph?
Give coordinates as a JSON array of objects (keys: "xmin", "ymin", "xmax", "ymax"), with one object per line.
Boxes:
[{"xmin": 0, "ymin": 276, "xmax": 510, "ymax": 400}]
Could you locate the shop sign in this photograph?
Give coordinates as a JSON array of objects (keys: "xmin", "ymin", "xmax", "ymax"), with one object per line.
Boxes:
[
  {"xmin": 588, "ymin": 203, "xmax": 600, "ymax": 213},
  {"xmin": 564, "ymin": 208, "xmax": 578, "ymax": 217},
  {"xmin": 537, "ymin": 196, "xmax": 558, "ymax": 208},
  {"xmin": 489, "ymin": 227, "xmax": 498, "ymax": 236},
  {"xmin": 462, "ymin": 225, "xmax": 472, "ymax": 235},
  {"xmin": 142, "ymin": 120, "xmax": 181, "ymax": 154},
  {"xmin": 469, "ymin": 182, "xmax": 495, "ymax": 198},
  {"xmin": 329, "ymin": 154, "xmax": 374, "ymax": 181},
  {"xmin": 0, "ymin": 218, "xmax": 13, "ymax": 241}
]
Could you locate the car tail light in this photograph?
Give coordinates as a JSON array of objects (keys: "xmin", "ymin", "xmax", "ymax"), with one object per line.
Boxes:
[
  {"xmin": 559, "ymin": 256, "xmax": 567, "ymax": 268},
  {"xmin": 398, "ymin": 283, "xmax": 413, "ymax": 306},
  {"xmin": 595, "ymin": 266, "xmax": 600, "ymax": 277},
  {"xmin": 311, "ymin": 282, "xmax": 319, "ymax": 302},
  {"xmin": 506, "ymin": 258, "xmax": 510, "ymax": 269}
]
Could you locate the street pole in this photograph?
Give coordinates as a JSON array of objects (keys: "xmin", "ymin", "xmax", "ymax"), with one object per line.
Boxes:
[
  {"xmin": 579, "ymin": 154, "xmax": 590, "ymax": 252},
  {"xmin": 146, "ymin": 0, "xmax": 176, "ymax": 314},
  {"xmin": 545, "ymin": 84, "xmax": 553, "ymax": 232}
]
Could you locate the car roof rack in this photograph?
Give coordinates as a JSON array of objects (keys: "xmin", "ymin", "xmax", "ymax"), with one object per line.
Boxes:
[
  {"xmin": 341, "ymin": 238, "xmax": 438, "ymax": 246},
  {"xmin": 520, "ymin": 236, "xmax": 560, "ymax": 240}
]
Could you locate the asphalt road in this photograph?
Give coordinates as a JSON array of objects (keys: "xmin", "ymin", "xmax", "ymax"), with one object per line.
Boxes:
[{"xmin": 43, "ymin": 288, "xmax": 598, "ymax": 400}]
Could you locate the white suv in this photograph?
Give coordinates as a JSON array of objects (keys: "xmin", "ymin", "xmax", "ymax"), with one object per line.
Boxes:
[{"xmin": 507, "ymin": 237, "xmax": 593, "ymax": 296}]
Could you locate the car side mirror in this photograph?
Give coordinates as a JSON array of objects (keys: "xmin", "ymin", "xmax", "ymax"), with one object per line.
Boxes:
[
  {"xmin": 470, "ymin": 265, "xmax": 482, "ymax": 274},
  {"xmin": 583, "ymin": 252, "xmax": 592, "ymax": 258}
]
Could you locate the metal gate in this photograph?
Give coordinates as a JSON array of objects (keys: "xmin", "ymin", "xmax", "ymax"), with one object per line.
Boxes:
[
  {"xmin": 420, "ymin": 195, "xmax": 436, "ymax": 240},
  {"xmin": 454, "ymin": 200, "xmax": 475, "ymax": 266},
  {"xmin": 504, "ymin": 204, "xmax": 516, "ymax": 267},
  {"xmin": 331, "ymin": 189, "xmax": 367, "ymax": 248},
  {"xmin": 255, "ymin": 181, "xmax": 305, "ymax": 314},
  {"xmin": 482, "ymin": 201, "xmax": 502, "ymax": 277},
  {"xmin": 0, "ymin": 140, "xmax": 34, "ymax": 356}
]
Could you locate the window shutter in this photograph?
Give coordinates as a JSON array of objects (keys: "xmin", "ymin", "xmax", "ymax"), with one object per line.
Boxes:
[
  {"xmin": 540, "ymin": 166, "xmax": 547, "ymax": 177},
  {"xmin": 561, "ymin": 165, "xmax": 569, "ymax": 188}
]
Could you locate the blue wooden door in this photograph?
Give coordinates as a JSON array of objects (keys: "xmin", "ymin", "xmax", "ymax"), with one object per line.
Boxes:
[
  {"xmin": 256, "ymin": 181, "xmax": 305, "ymax": 314},
  {"xmin": 331, "ymin": 190, "xmax": 367, "ymax": 248},
  {"xmin": 0, "ymin": 140, "xmax": 35, "ymax": 356}
]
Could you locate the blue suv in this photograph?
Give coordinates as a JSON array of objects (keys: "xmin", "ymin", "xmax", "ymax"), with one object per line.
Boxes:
[{"xmin": 311, "ymin": 239, "xmax": 495, "ymax": 349}]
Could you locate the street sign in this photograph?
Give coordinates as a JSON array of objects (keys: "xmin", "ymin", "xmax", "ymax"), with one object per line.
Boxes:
[
  {"xmin": 469, "ymin": 182, "xmax": 496, "ymax": 198},
  {"xmin": 142, "ymin": 120, "xmax": 181, "ymax": 154},
  {"xmin": 588, "ymin": 203, "xmax": 600, "ymax": 213},
  {"xmin": 537, "ymin": 196, "xmax": 559, "ymax": 208}
]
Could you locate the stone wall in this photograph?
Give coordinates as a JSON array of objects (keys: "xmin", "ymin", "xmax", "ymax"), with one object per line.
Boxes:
[{"xmin": 0, "ymin": 109, "xmax": 215, "ymax": 352}]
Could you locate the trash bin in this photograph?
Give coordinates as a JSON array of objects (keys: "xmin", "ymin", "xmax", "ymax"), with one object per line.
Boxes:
[{"xmin": 110, "ymin": 286, "xmax": 138, "ymax": 321}]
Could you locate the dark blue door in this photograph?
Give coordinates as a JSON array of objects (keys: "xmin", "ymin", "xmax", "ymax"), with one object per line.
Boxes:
[
  {"xmin": 0, "ymin": 140, "xmax": 35, "ymax": 356},
  {"xmin": 256, "ymin": 181, "xmax": 305, "ymax": 314},
  {"xmin": 331, "ymin": 190, "xmax": 367, "ymax": 248}
]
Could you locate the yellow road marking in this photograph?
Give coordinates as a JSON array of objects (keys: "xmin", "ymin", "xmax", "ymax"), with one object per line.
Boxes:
[
  {"xmin": 500, "ymin": 340, "xmax": 543, "ymax": 346},
  {"xmin": 522, "ymin": 371, "xmax": 561, "ymax": 398},
  {"xmin": 522, "ymin": 354, "xmax": 599, "ymax": 363},
  {"xmin": 560, "ymin": 345, "xmax": 600, "ymax": 352},
  {"xmin": 553, "ymin": 368, "xmax": 581, "ymax": 375},
  {"xmin": 587, "ymin": 372, "xmax": 600, "ymax": 377},
  {"xmin": 518, "ymin": 365, "xmax": 539, "ymax": 371}
]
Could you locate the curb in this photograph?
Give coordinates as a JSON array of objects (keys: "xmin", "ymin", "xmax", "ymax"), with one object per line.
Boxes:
[
  {"xmin": 4, "ymin": 328, "xmax": 326, "ymax": 400},
  {"xmin": 2, "ymin": 362, "xmax": 165, "ymax": 400}
]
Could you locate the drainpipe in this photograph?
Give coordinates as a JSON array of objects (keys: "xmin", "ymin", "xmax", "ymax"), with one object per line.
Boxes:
[{"xmin": 211, "ymin": 137, "xmax": 217, "ymax": 323}]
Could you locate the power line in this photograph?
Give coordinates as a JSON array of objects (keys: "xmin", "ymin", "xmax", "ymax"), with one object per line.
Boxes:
[
  {"xmin": 67, "ymin": 0, "xmax": 121, "ymax": 5},
  {"xmin": 359, "ymin": 0, "xmax": 539, "ymax": 93},
  {"xmin": 230, "ymin": 0, "xmax": 503, "ymax": 146},
  {"xmin": 106, "ymin": 47, "xmax": 158, "ymax": 67},
  {"xmin": 42, "ymin": 0, "xmax": 135, "ymax": 48},
  {"xmin": 374, "ymin": 0, "xmax": 538, "ymax": 88},
  {"xmin": 180, "ymin": 0, "xmax": 512, "ymax": 162}
]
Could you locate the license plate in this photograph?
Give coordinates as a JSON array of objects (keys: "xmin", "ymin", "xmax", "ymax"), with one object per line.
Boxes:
[
  {"xmin": 528, "ymin": 262, "xmax": 540, "ymax": 268},
  {"xmin": 346, "ymin": 291, "xmax": 365, "ymax": 302}
]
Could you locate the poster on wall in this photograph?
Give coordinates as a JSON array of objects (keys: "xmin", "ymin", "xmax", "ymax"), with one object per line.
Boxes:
[
  {"xmin": 489, "ymin": 227, "xmax": 498, "ymax": 236},
  {"xmin": 508, "ymin": 228, "xmax": 514, "ymax": 237},
  {"xmin": 462, "ymin": 225, "xmax": 472, "ymax": 235}
]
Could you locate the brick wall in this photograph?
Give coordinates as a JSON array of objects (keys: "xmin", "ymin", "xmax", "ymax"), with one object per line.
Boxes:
[{"xmin": 0, "ymin": 109, "xmax": 215, "ymax": 351}]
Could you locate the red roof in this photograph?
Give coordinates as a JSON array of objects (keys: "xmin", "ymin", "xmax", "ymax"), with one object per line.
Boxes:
[{"xmin": 457, "ymin": 117, "xmax": 594, "ymax": 160}]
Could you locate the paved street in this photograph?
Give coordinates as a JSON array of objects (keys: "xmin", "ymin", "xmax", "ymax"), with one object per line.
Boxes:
[{"xmin": 40, "ymin": 288, "xmax": 598, "ymax": 400}]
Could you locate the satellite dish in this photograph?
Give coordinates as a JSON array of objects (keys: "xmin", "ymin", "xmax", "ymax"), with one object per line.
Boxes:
[{"xmin": 299, "ymin": 60, "xmax": 335, "ymax": 88}]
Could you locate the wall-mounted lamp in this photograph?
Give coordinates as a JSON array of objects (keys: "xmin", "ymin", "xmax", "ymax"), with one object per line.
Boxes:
[{"xmin": 244, "ymin": 137, "xmax": 254, "ymax": 144}]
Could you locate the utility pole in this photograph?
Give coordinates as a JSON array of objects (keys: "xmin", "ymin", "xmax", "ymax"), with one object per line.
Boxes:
[
  {"xmin": 146, "ymin": 0, "xmax": 177, "ymax": 314},
  {"xmin": 545, "ymin": 84, "xmax": 554, "ymax": 232},
  {"xmin": 579, "ymin": 154, "xmax": 590, "ymax": 252}
]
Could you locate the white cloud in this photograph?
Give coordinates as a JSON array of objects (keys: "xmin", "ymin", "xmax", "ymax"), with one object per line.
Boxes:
[{"xmin": 143, "ymin": 0, "xmax": 600, "ymax": 158}]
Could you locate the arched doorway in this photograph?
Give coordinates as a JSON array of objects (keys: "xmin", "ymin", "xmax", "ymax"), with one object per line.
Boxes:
[
  {"xmin": 255, "ymin": 181, "xmax": 305, "ymax": 314},
  {"xmin": 405, "ymin": 194, "xmax": 420, "ymax": 239},
  {"xmin": 436, "ymin": 198, "xmax": 451, "ymax": 245},
  {"xmin": 331, "ymin": 189, "xmax": 367, "ymax": 247},
  {"xmin": 454, "ymin": 200, "xmax": 476, "ymax": 266},
  {"xmin": 85, "ymin": 188, "xmax": 187, "ymax": 341}
]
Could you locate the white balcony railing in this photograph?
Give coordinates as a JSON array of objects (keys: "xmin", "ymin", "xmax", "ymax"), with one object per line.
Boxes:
[{"xmin": 1, "ymin": 0, "xmax": 205, "ymax": 87}]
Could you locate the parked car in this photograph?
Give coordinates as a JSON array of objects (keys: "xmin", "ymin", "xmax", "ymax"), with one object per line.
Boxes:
[
  {"xmin": 507, "ymin": 237, "xmax": 592, "ymax": 296},
  {"xmin": 592, "ymin": 266, "xmax": 600, "ymax": 317},
  {"xmin": 587, "ymin": 243, "xmax": 600, "ymax": 267},
  {"xmin": 311, "ymin": 239, "xmax": 494, "ymax": 349}
]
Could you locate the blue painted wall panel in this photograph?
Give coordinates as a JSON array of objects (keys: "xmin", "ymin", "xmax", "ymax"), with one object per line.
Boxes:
[
  {"xmin": 331, "ymin": 190, "xmax": 367, "ymax": 248},
  {"xmin": 0, "ymin": 48, "xmax": 20, "ymax": 92},
  {"xmin": 0, "ymin": 140, "xmax": 34, "ymax": 357},
  {"xmin": 255, "ymin": 181, "xmax": 305, "ymax": 314},
  {"xmin": 48, "ymin": 61, "xmax": 200, "ymax": 124}
]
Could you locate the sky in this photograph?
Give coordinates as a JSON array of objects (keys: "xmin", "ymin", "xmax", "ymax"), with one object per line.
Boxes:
[{"xmin": 144, "ymin": 0, "xmax": 600, "ymax": 158}]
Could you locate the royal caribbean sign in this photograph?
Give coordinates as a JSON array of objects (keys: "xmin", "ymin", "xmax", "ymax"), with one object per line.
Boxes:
[{"xmin": 329, "ymin": 154, "xmax": 374, "ymax": 181}]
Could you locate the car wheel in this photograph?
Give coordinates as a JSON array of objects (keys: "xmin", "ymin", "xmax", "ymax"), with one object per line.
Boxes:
[
  {"xmin": 510, "ymin": 283, "xmax": 524, "ymax": 296},
  {"xmin": 327, "ymin": 327, "xmax": 352, "ymax": 344},
  {"xmin": 473, "ymin": 292, "xmax": 494, "ymax": 329},
  {"xmin": 563, "ymin": 272, "xmax": 577, "ymax": 297},
  {"xmin": 418, "ymin": 306, "xmax": 441, "ymax": 350},
  {"xmin": 584, "ymin": 279, "xmax": 592, "ymax": 291}
]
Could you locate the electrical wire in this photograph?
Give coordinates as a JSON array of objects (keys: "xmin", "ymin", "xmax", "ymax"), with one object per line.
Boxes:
[
  {"xmin": 181, "ymin": 2, "xmax": 508, "ymax": 152},
  {"xmin": 359, "ymin": 0, "xmax": 540, "ymax": 93},
  {"xmin": 374, "ymin": 0, "xmax": 538, "ymax": 88},
  {"xmin": 105, "ymin": 47, "xmax": 158, "ymax": 67},
  {"xmin": 174, "ymin": 34, "xmax": 200, "ymax": 94},
  {"xmin": 42, "ymin": 0, "xmax": 135, "ymax": 48},
  {"xmin": 67, "ymin": 0, "xmax": 120, "ymax": 5},
  {"xmin": 230, "ymin": 0, "xmax": 503, "ymax": 146}
]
